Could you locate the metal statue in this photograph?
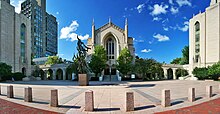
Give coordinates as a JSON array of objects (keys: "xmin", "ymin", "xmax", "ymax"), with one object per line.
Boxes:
[{"xmin": 73, "ymin": 36, "xmax": 92, "ymax": 74}]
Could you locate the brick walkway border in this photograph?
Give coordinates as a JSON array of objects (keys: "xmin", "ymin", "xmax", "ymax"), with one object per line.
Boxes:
[
  {"xmin": 0, "ymin": 98, "xmax": 59, "ymax": 114},
  {"xmin": 156, "ymin": 98, "xmax": 220, "ymax": 114}
]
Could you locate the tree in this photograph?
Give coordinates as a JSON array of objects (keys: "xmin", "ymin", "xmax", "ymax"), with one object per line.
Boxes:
[
  {"xmin": 170, "ymin": 58, "xmax": 182, "ymax": 64},
  {"xmin": 89, "ymin": 45, "xmax": 107, "ymax": 77},
  {"xmin": 175, "ymin": 68, "xmax": 188, "ymax": 78},
  {"xmin": 0, "ymin": 62, "xmax": 12, "ymax": 80},
  {"xmin": 116, "ymin": 48, "xmax": 133, "ymax": 76},
  {"xmin": 135, "ymin": 57, "xmax": 163, "ymax": 80},
  {"xmin": 170, "ymin": 46, "xmax": 189, "ymax": 65},
  {"xmin": 45, "ymin": 56, "xmax": 64, "ymax": 65},
  {"xmin": 208, "ymin": 62, "xmax": 220, "ymax": 80},
  {"xmin": 180, "ymin": 46, "xmax": 189, "ymax": 65}
]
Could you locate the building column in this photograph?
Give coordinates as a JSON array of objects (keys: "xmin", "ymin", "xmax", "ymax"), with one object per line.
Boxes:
[
  {"xmin": 172, "ymin": 68, "xmax": 177, "ymax": 80},
  {"xmin": 52, "ymin": 69, "xmax": 56, "ymax": 80},
  {"xmin": 163, "ymin": 68, "xmax": 168, "ymax": 79},
  {"xmin": 62, "ymin": 68, "xmax": 66, "ymax": 80}
]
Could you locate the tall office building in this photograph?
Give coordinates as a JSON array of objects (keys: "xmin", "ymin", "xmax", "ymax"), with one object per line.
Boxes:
[
  {"xmin": 21, "ymin": 0, "xmax": 57, "ymax": 58},
  {"xmin": 46, "ymin": 13, "xmax": 58, "ymax": 56}
]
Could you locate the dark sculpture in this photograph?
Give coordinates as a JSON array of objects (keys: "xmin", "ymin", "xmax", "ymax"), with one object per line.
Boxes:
[{"xmin": 73, "ymin": 36, "xmax": 92, "ymax": 74}]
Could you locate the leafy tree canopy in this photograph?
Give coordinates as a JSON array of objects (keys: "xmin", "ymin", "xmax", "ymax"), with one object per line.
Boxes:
[
  {"xmin": 45, "ymin": 56, "xmax": 64, "ymax": 65},
  {"xmin": 170, "ymin": 58, "xmax": 182, "ymax": 64},
  {"xmin": 170, "ymin": 46, "xmax": 189, "ymax": 65},
  {"xmin": 135, "ymin": 57, "xmax": 163, "ymax": 80},
  {"xmin": 89, "ymin": 45, "xmax": 107, "ymax": 77},
  {"xmin": 116, "ymin": 48, "xmax": 133, "ymax": 76}
]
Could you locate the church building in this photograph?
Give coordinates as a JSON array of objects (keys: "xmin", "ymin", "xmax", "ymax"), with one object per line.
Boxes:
[
  {"xmin": 87, "ymin": 18, "xmax": 135, "ymax": 80},
  {"xmin": 189, "ymin": 0, "xmax": 220, "ymax": 74}
]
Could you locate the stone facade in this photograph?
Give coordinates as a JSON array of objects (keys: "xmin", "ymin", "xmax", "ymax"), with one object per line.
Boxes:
[
  {"xmin": 189, "ymin": 0, "xmax": 220, "ymax": 74},
  {"xmin": 87, "ymin": 19, "xmax": 135, "ymax": 78},
  {"xmin": 0, "ymin": 0, "xmax": 31, "ymax": 76}
]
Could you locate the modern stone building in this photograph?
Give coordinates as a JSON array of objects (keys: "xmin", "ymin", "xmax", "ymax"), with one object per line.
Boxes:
[
  {"xmin": 189, "ymin": 0, "xmax": 220, "ymax": 74},
  {"xmin": 21, "ymin": 0, "xmax": 58, "ymax": 58},
  {"xmin": 0, "ymin": 0, "xmax": 31, "ymax": 76},
  {"xmin": 87, "ymin": 19, "xmax": 135, "ymax": 80}
]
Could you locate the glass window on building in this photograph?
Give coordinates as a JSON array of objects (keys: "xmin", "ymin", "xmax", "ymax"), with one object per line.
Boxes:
[
  {"xmin": 194, "ymin": 22, "xmax": 200, "ymax": 63},
  {"xmin": 21, "ymin": 24, "xmax": 26, "ymax": 63}
]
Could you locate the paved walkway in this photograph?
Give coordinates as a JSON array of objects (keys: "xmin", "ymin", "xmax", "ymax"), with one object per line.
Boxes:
[
  {"xmin": 0, "ymin": 98, "xmax": 58, "ymax": 114},
  {"xmin": 0, "ymin": 80, "xmax": 219, "ymax": 113},
  {"xmin": 156, "ymin": 97, "xmax": 220, "ymax": 114}
]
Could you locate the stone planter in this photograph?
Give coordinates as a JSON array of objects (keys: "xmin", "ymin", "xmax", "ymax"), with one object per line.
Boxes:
[
  {"xmin": 36, "ymin": 77, "xmax": 41, "ymax": 81},
  {"xmin": 79, "ymin": 74, "xmax": 89, "ymax": 86}
]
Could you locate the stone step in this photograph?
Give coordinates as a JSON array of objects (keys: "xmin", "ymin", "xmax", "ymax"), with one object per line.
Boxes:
[{"xmin": 103, "ymin": 75, "xmax": 118, "ymax": 82}]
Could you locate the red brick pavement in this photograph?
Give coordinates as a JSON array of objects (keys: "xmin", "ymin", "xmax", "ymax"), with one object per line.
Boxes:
[
  {"xmin": 0, "ymin": 98, "xmax": 60, "ymax": 114},
  {"xmin": 156, "ymin": 98, "xmax": 220, "ymax": 114}
]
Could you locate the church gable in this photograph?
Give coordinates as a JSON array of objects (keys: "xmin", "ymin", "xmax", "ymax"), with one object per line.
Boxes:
[{"xmin": 96, "ymin": 22, "xmax": 124, "ymax": 34}]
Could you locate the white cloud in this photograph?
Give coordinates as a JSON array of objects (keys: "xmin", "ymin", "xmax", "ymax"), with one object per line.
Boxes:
[
  {"xmin": 170, "ymin": 7, "xmax": 179, "ymax": 14},
  {"xmin": 169, "ymin": 26, "xmax": 177, "ymax": 30},
  {"xmin": 178, "ymin": 21, "xmax": 189, "ymax": 32},
  {"xmin": 141, "ymin": 49, "xmax": 152, "ymax": 53},
  {"xmin": 60, "ymin": 20, "xmax": 89, "ymax": 41},
  {"xmin": 162, "ymin": 18, "xmax": 169, "ymax": 23},
  {"xmin": 176, "ymin": 0, "xmax": 192, "ymax": 7},
  {"xmin": 136, "ymin": 40, "xmax": 144, "ymax": 42},
  {"xmin": 137, "ymin": 3, "xmax": 145, "ymax": 13},
  {"xmin": 56, "ymin": 12, "xmax": 59, "ymax": 15},
  {"xmin": 153, "ymin": 34, "xmax": 170, "ymax": 42},
  {"xmin": 133, "ymin": 38, "xmax": 144, "ymax": 43},
  {"xmin": 11, "ymin": 0, "xmax": 25, "ymax": 13},
  {"xmin": 169, "ymin": 0, "xmax": 174, "ymax": 4},
  {"xmin": 135, "ymin": 53, "xmax": 138, "ymax": 56},
  {"xmin": 163, "ymin": 27, "xmax": 169, "ymax": 31},
  {"xmin": 153, "ymin": 17, "xmax": 162, "ymax": 21},
  {"xmin": 150, "ymin": 4, "xmax": 169, "ymax": 16}
]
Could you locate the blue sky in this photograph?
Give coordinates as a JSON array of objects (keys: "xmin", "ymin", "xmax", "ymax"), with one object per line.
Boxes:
[{"xmin": 12, "ymin": 0, "xmax": 210, "ymax": 63}]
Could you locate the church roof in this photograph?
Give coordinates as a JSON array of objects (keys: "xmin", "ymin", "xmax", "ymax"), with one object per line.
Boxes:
[{"xmin": 96, "ymin": 22, "xmax": 125, "ymax": 33}]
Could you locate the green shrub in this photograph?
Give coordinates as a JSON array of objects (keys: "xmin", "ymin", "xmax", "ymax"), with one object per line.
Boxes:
[
  {"xmin": 11, "ymin": 72, "xmax": 25, "ymax": 81},
  {"xmin": 192, "ymin": 67, "xmax": 209, "ymax": 80},
  {"xmin": 208, "ymin": 62, "xmax": 220, "ymax": 80},
  {"xmin": 1, "ymin": 74, "xmax": 12, "ymax": 81},
  {"xmin": 0, "ymin": 62, "xmax": 12, "ymax": 81}
]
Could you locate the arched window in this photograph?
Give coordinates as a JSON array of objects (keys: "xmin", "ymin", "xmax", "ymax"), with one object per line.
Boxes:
[
  {"xmin": 106, "ymin": 38, "xmax": 115, "ymax": 60},
  {"xmin": 21, "ymin": 24, "xmax": 26, "ymax": 63},
  {"xmin": 195, "ymin": 22, "xmax": 200, "ymax": 63}
]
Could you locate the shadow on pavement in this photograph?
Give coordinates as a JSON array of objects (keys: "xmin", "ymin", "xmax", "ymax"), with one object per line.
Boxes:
[
  {"xmin": 33, "ymin": 100, "xmax": 49, "ymax": 105},
  {"xmin": 59, "ymin": 105, "xmax": 81, "ymax": 109},
  {"xmin": 135, "ymin": 105, "xmax": 156, "ymax": 111},
  {"xmin": 13, "ymin": 97, "xmax": 23, "ymax": 100},
  {"xmin": 171, "ymin": 100, "xmax": 184, "ymax": 106},
  {"xmin": 128, "ymin": 84, "xmax": 155, "ymax": 88},
  {"xmin": 195, "ymin": 96, "xmax": 203, "ymax": 101},
  {"xmin": 94, "ymin": 108, "xmax": 120, "ymax": 112}
]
